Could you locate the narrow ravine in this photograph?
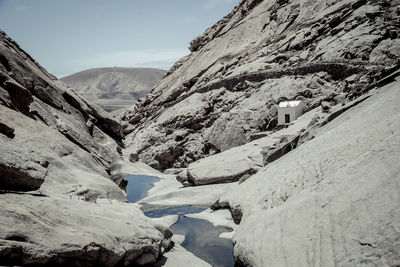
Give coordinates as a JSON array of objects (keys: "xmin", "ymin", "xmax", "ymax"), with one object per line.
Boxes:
[{"xmin": 123, "ymin": 175, "xmax": 235, "ymax": 267}]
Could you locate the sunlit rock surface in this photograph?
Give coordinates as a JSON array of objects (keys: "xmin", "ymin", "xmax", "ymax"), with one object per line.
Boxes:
[
  {"xmin": 118, "ymin": 0, "xmax": 400, "ymax": 265},
  {"xmin": 0, "ymin": 29, "xmax": 170, "ymax": 266},
  {"xmin": 122, "ymin": 0, "xmax": 400, "ymax": 170},
  {"xmin": 218, "ymin": 79, "xmax": 400, "ymax": 266}
]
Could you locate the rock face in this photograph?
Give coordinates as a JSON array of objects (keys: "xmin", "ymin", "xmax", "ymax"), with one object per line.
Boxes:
[
  {"xmin": 179, "ymin": 106, "xmax": 319, "ymax": 186},
  {"xmin": 61, "ymin": 67, "xmax": 166, "ymax": 113},
  {"xmin": 121, "ymin": 0, "xmax": 400, "ymax": 170},
  {"xmin": 0, "ymin": 29, "xmax": 170, "ymax": 265},
  {"xmin": 215, "ymin": 79, "xmax": 400, "ymax": 266},
  {"xmin": 0, "ymin": 195, "xmax": 172, "ymax": 266}
]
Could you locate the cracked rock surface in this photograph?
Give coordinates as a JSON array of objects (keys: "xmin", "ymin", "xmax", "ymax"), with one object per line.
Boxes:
[
  {"xmin": 121, "ymin": 0, "xmax": 400, "ymax": 171},
  {"xmin": 0, "ymin": 29, "xmax": 170, "ymax": 266},
  {"xmin": 217, "ymin": 79, "xmax": 400, "ymax": 266}
]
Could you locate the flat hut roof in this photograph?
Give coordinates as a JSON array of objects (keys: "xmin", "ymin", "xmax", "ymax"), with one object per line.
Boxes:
[{"xmin": 279, "ymin": 100, "xmax": 302, "ymax": 108}]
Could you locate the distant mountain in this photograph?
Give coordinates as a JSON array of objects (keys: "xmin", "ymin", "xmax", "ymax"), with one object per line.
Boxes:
[{"xmin": 61, "ymin": 67, "xmax": 166, "ymax": 112}]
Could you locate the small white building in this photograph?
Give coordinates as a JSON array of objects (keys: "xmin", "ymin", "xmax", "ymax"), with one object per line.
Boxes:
[{"xmin": 278, "ymin": 100, "xmax": 305, "ymax": 125}]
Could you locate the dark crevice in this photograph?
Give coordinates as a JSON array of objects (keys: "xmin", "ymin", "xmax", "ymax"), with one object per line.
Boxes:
[
  {"xmin": 0, "ymin": 54, "xmax": 11, "ymax": 71},
  {"xmin": 62, "ymin": 92, "xmax": 124, "ymax": 146},
  {"xmin": 0, "ymin": 190, "xmax": 48, "ymax": 197},
  {"xmin": 4, "ymin": 81, "xmax": 36, "ymax": 120},
  {"xmin": 5, "ymin": 234, "xmax": 28, "ymax": 242},
  {"xmin": 263, "ymin": 135, "xmax": 300, "ymax": 165},
  {"xmin": 0, "ymin": 165, "xmax": 46, "ymax": 191},
  {"xmin": 62, "ymin": 132, "xmax": 91, "ymax": 154},
  {"xmin": 0, "ymin": 122, "xmax": 15, "ymax": 138},
  {"xmin": 62, "ymin": 92, "xmax": 89, "ymax": 121},
  {"xmin": 358, "ymin": 241, "xmax": 375, "ymax": 248},
  {"xmin": 31, "ymin": 111, "xmax": 49, "ymax": 126}
]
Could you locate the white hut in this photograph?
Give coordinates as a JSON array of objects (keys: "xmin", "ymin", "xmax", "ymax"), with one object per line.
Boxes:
[{"xmin": 278, "ymin": 100, "xmax": 305, "ymax": 125}]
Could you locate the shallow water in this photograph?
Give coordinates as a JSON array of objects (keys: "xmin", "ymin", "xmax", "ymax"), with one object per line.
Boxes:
[
  {"xmin": 171, "ymin": 216, "xmax": 235, "ymax": 267},
  {"xmin": 124, "ymin": 175, "xmax": 234, "ymax": 267},
  {"xmin": 124, "ymin": 175, "xmax": 159, "ymax": 203},
  {"xmin": 144, "ymin": 205, "xmax": 207, "ymax": 218}
]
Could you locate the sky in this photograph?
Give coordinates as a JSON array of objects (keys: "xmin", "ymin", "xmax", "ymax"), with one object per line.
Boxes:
[{"xmin": 0, "ymin": 0, "xmax": 240, "ymax": 77}]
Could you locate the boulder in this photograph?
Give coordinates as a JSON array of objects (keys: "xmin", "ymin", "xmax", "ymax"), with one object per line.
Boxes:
[
  {"xmin": 187, "ymin": 157, "xmax": 257, "ymax": 185},
  {"xmin": 0, "ymin": 139, "xmax": 48, "ymax": 191},
  {"xmin": 321, "ymin": 101, "xmax": 332, "ymax": 112},
  {"xmin": 184, "ymin": 107, "xmax": 319, "ymax": 186},
  {"xmin": 0, "ymin": 194, "xmax": 170, "ymax": 266}
]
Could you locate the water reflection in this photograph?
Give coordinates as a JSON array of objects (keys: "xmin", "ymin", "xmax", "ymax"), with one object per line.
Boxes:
[
  {"xmin": 171, "ymin": 216, "xmax": 234, "ymax": 267},
  {"xmin": 144, "ymin": 205, "xmax": 207, "ymax": 218},
  {"xmin": 124, "ymin": 175, "xmax": 234, "ymax": 267},
  {"xmin": 124, "ymin": 175, "xmax": 159, "ymax": 203}
]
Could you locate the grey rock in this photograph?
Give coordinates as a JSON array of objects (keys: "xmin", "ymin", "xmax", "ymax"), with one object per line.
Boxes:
[
  {"xmin": 182, "ymin": 181, "xmax": 193, "ymax": 187},
  {"xmin": 321, "ymin": 101, "xmax": 332, "ymax": 112},
  {"xmin": 163, "ymin": 168, "xmax": 185, "ymax": 175},
  {"xmin": 121, "ymin": 0, "xmax": 398, "ymax": 170},
  {"xmin": 0, "ymin": 29, "xmax": 170, "ymax": 265},
  {"xmin": 261, "ymin": 135, "xmax": 300, "ymax": 165},
  {"xmin": 219, "ymin": 78, "xmax": 400, "ymax": 267},
  {"xmin": 182, "ymin": 108, "xmax": 318, "ymax": 186},
  {"xmin": 0, "ymin": 194, "xmax": 168, "ymax": 266},
  {"xmin": 176, "ymin": 170, "xmax": 188, "ymax": 183},
  {"xmin": 0, "ymin": 140, "xmax": 47, "ymax": 191}
]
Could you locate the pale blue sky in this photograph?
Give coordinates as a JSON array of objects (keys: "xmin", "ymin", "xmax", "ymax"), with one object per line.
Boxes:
[{"xmin": 0, "ymin": 0, "xmax": 239, "ymax": 77}]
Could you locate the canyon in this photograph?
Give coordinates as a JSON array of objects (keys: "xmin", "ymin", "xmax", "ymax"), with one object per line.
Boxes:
[{"xmin": 1, "ymin": 0, "xmax": 400, "ymax": 266}]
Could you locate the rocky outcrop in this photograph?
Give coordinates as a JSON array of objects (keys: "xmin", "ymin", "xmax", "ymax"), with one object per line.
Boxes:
[
  {"xmin": 261, "ymin": 134, "xmax": 299, "ymax": 165},
  {"xmin": 0, "ymin": 194, "xmax": 172, "ymax": 266},
  {"xmin": 122, "ymin": 0, "xmax": 400, "ymax": 170},
  {"xmin": 61, "ymin": 67, "xmax": 166, "ymax": 113},
  {"xmin": 0, "ymin": 140, "xmax": 48, "ymax": 191},
  {"xmin": 0, "ymin": 29, "xmax": 170, "ymax": 265},
  {"xmin": 178, "ymin": 106, "xmax": 319, "ymax": 186},
  {"xmin": 216, "ymin": 79, "xmax": 400, "ymax": 266}
]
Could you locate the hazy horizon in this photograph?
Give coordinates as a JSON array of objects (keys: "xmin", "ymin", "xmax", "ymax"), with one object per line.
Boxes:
[{"xmin": 0, "ymin": 0, "xmax": 240, "ymax": 77}]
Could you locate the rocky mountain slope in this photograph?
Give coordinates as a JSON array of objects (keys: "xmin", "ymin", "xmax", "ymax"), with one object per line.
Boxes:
[
  {"xmin": 2, "ymin": 0, "xmax": 400, "ymax": 266},
  {"xmin": 61, "ymin": 67, "xmax": 166, "ymax": 113},
  {"xmin": 139, "ymin": 76, "xmax": 400, "ymax": 266},
  {"xmin": 0, "ymin": 30, "xmax": 171, "ymax": 266},
  {"xmin": 216, "ymin": 79, "xmax": 400, "ymax": 266},
  {"xmin": 121, "ymin": 0, "xmax": 400, "ymax": 170}
]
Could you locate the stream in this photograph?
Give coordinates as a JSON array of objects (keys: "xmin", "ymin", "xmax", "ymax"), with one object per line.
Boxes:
[{"xmin": 123, "ymin": 175, "xmax": 235, "ymax": 267}]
